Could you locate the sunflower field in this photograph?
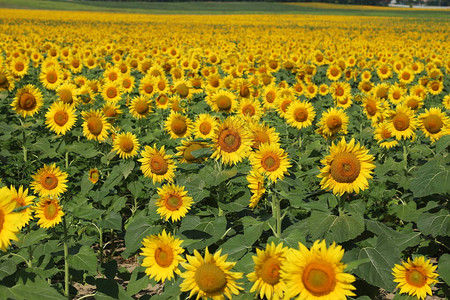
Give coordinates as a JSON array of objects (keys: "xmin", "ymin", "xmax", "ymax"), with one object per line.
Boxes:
[{"xmin": 0, "ymin": 8, "xmax": 449, "ymax": 300}]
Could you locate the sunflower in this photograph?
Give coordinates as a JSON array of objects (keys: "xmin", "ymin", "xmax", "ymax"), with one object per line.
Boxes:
[
  {"xmin": 206, "ymin": 73, "xmax": 221, "ymax": 90},
  {"xmin": 0, "ymin": 69, "xmax": 15, "ymax": 92},
  {"xmin": 39, "ymin": 67, "xmax": 63, "ymax": 90},
  {"xmin": 113, "ymin": 132, "xmax": 140, "ymax": 159},
  {"xmin": 398, "ymin": 68, "xmax": 415, "ymax": 85},
  {"xmin": 56, "ymin": 82, "xmax": 79, "ymax": 106},
  {"xmin": 148, "ymin": 65, "xmax": 165, "ymax": 78},
  {"xmin": 9, "ymin": 185, "xmax": 35, "ymax": 229},
  {"xmin": 250, "ymin": 143, "xmax": 291, "ymax": 183},
  {"xmin": 262, "ymin": 85, "xmax": 279, "ymax": 110},
  {"xmin": 410, "ymin": 84, "xmax": 428, "ymax": 100},
  {"xmin": 34, "ymin": 197, "xmax": 64, "ymax": 229},
  {"xmin": 304, "ymin": 83, "xmax": 319, "ymax": 99},
  {"xmin": 207, "ymin": 90, "xmax": 237, "ymax": 114},
  {"xmin": 247, "ymin": 169, "xmax": 266, "ymax": 208},
  {"xmin": 180, "ymin": 247, "xmax": 243, "ymax": 300},
  {"xmin": 120, "ymin": 74, "xmax": 135, "ymax": 93},
  {"xmin": 275, "ymin": 95, "xmax": 294, "ymax": 118},
  {"xmin": 82, "ymin": 110, "xmax": 111, "ymax": 142},
  {"xmin": 172, "ymin": 80, "xmax": 192, "ymax": 100},
  {"xmin": 326, "ymin": 64, "xmax": 342, "ymax": 81},
  {"xmin": 316, "ymin": 108, "xmax": 349, "ymax": 139},
  {"xmin": 0, "ymin": 187, "xmax": 22, "ymax": 251},
  {"xmin": 392, "ymin": 256, "xmax": 439, "ymax": 300},
  {"xmin": 232, "ymin": 78, "xmax": 254, "ymax": 99},
  {"xmin": 427, "ymin": 80, "xmax": 443, "ymax": 95},
  {"xmin": 318, "ymin": 138, "xmax": 375, "ymax": 195},
  {"xmin": 89, "ymin": 168, "xmax": 100, "ymax": 184},
  {"xmin": 139, "ymin": 75, "xmax": 157, "ymax": 98},
  {"xmin": 129, "ymin": 96, "xmax": 152, "ymax": 119},
  {"xmin": 140, "ymin": 230, "xmax": 185, "ymax": 282},
  {"xmin": 281, "ymin": 240, "xmax": 356, "ymax": 300},
  {"xmin": 388, "ymin": 84, "xmax": 406, "ymax": 105},
  {"xmin": 248, "ymin": 242, "xmax": 288, "ymax": 300},
  {"xmin": 11, "ymin": 84, "xmax": 43, "ymax": 118},
  {"xmin": 376, "ymin": 64, "xmax": 392, "ymax": 80},
  {"xmin": 165, "ymin": 112, "xmax": 193, "ymax": 139},
  {"xmin": 442, "ymin": 94, "xmax": 450, "ymax": 110},
  {"xmin": 45, "ymin": 101, "xmax": 77, "ymax": 135},
  {"xmin": 285, "ymin": 101, "xmax": 316, "ymax": 130},
  {"xmin": 212, "ymin": 116, "xmax": 252, "ymax": 165},
  {"xmin": 139, "ymin": 145, "xmax": 177, "ymax": 184},
  {"xmin": 31, "ymin": 163, "xmax": 68, "ymax": 198},
  {"xmin": 176, "ymin": 139, "xmax": 211, "ymax": 164},
  {"xmin": 404, "ymin": 95, "xmax": 424, "ymax": 112},
  {"xmin": 155, "ymin": 93, "xmax": 171, "ymax": 110},
  {"xmin": 374, "ymin": 122, "xmax": 399, "ymax": 149},
  {"xmin": 318, "ymin": 84, "xmax": 329, "ymax": 96},
  {"xmin": 330, "ymin": 81, "xmax": 351, "ymax": 103},
  {"xmin": 194, "ymin": 114, "xmax": 219, "ymax": 139},
  {"xmin": 418, "ymin": 108, "xmax": 450, "ymax": 143},
  {"xmin": 103, "ymin": 66, "xmax": 121, "ymax": 83},
  {"xmin": 101, "ymin": 81, "xmax": 122, "ymax": 103},
  {"xmin": 10, "ymin": 57, "xmax": 29, "ymax": 78},
  {"xmin": 102, "ymin": 102, "xmax": 123, "ymax": 123},
  {"xmin": 361, "ymin": 96, "xmax": 384, "ymax": 123},
  {"xmin": 387, "ymin": 106, "xmax": 418, "ymax": 140},
  {"xmin": 373, "ymin": 82, "xmax": 390, "ymax": 100},
  {"xmin": 237, "ymin": 98, "xmax": 263, "ymax": 121},
  {"xmin": 156, "ymin": 184, "xmax": 193, "ymax": 222},
  {"xmin": 358, "ymin": 80, "xmax": 373, "ymax": 94}
]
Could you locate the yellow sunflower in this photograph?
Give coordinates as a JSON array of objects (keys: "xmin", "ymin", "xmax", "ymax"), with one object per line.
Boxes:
[
  {"xmin": 248, "ymin": 242, "xmax": 288, "ymax": 300},
  {"xmin": 155, "ymin": 93, "xmax": 171, "ymax": 110},
  {"xmin": 326, "ymin": 64, "xmax": 342, "ymax": 81},
  {"xmin": 316, "ymin": 108, "xmax": 349, "ymax": 139},
  {"xmin": 82, "ymin": 109, "xmax": 111, "ymax": 142},
  {"xmin": 11, "ymin": 84, "xmax": 43, "ymax": 118},
  {"xmin": 392, "ymin": 256, "xmax": 439, "ymax": 300},
  {"xmin": 164, "ymin": 112, "xmax": 193, "ymax": 139},
  {"xmin": 45, "ymin": 101, "xmax": 77, "ymax": 135},
  {"xmin": 418, "ymin": 108, "xmax": 450, "ymax": 143},
  {"xmin": 427, "ymin": 80, "xmax": 443, "ymax": 95},
  {"xmin": 9, "ymin": 185, "xmax": 35, "ymax": 230},
  {"xmin": 442, "ymin": 94, "xmax": 450, "ymax": 110},
  {"xmin": 398, "ymin": 68, "xmax": 415, "ymax": 85},
  {"xmin": 285, "ymin": 101, "xmax": 316, "ymax": 130},
  {"xmin": 262, "ymin": 85, "xmax": 279, "ymax": 110},
  {"xmin": 102, "ymin": 102, "xmax": 123, "ymax": 123},
  {"xmin": 247, "ymin": 169, "xmax": 266, "ymax": 208},
  {"xmin": 193, "ymin": 114, "xmax": 219, "ymax": 139},
  {"xmin": 34, "ymin": 197, "xmax": 64, "ymax": 228},
  {"xmin": 39, "ymin": 67, "xmax": 63, "ymax": 90},
  {"xmin": 304, "ymin": 83, "xmax": 319, "ymax": 99},
  {"xmin": 0, "ymin": 69, "xmax": 15, "ymax": 92},
  {"xmin": 88, "ymin": 168, "xmax": 100, "ymax": 184},
  {"xmin": 10, "ymin": 57, "xmax": 29, "ymax": 78},
  {"xmin": 56, "ymin": 82, "xmax": 79, "ymax": 106},
  {"xmin": 120, "ymin": 74, "xmax": 135, "ymax": 94},
  {"xmin": 101, "ymin": 81, "xmax": 122, "ymax": 103},
  {"xmin": 139, "ymin": 145, "xmax": 177, "ymax": 184},
  {"xmin": 129, "ymin": 96, "xmax": 152, "ymax": 119},
  {"xmin": 247, "ymin": 121, "xmax": 280, "ymax": 150},
  {"xmin": 330, "ymin": 81, "xmax": 351, "ymax": 103},
  {"xmin": 318, "ymin": 138, "xmax": 375, "ymax": 196},
  {"xmin": 281, "ymin": 240, "xmax": 356, "ymax": 300},
  {"xmin": 237, "ymin": 98, "xmax": 263, "ymax": 121},
  {"xmin": 211, "ymin": 116, "xmax": 252, "ymax": 165},
  {"xmin": 176, "ymin": 139, "xmax": 211, "ymax": 164},
  {"xmin": 31, "ymin": 163, "xmax": 68, "ymax": 198},
  {"xmin": 139, "ymin": 75, "xmax": 157, "ymax": 98},
  {"xmin": 180, "ymin": 247, "xmax": 243, "ymax": 299},
  {"xmin": 207, "ymin": 90, "xmax": 237, "ymax": 114},
  {"xmin": 156, "ymin": 184, "xmax": 193, "ymax": 222},
  {"xmin": 113, "ymin": 132, "xmax": 140, "ymax": 159},
  {"xmin": 0, "ymin": 187, "xmax": 22, "ymax": 251},
  {"xmin": 387, "ymin": 106, "xmax": 418, "ymax": 140},
  {"xmin": 250, "ymin": 143, "xmax": 291, "ymax": 183},
  {"xmin": 361, "ymin": 96, "xmax": 384, "ymax": 123},
  {"xmin": 374, "ymin": 122, "xmax": 399, "ymax": 149},
  {"xmin": 388, "ymin": 84, "xmax": 406, "ymax": 105},
  {"xmin": 403, "ymin": 95, "xmax": 424, "ymax": 112},
  {"xmin": 172, "ymin": 80, "xmax": 193, "ymax": 100},
  {"xmin": 140, "ymin": 230, "xmax": 185, "ymax": 282}
]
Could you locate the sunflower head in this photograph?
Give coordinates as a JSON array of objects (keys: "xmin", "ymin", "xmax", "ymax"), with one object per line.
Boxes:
[
  {"xmin": 156, "ymin": 184, "xmax": 193, "ymax": 222},
  {"xmin": 113, "ymin": 132, "xmax": 140, "ymax": 159},
  {"xmin": 31, "ymin": 163, "xmax": 68, "ymax": 198},
  {"xmin": 34, "ymin": 197, "xmax": 64, "ymax": 228},
  {"xmin": 89, "ymin": 168, "xmax": 100, "ymax": 184},
  {"xmin": 139, "ymin": 145, "xmax": 177, "ymax": 184}
]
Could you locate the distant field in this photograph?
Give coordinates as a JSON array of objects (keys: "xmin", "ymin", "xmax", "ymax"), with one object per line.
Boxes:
[{"xmin": 0, "ymin": 0, "xmax": 449, "ymax": 17}]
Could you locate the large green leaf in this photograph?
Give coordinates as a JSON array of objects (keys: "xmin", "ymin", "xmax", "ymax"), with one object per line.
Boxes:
[
  {"xmin": 95, "ymin": 278, "xmax": 133, "ymax": 300},
  {"xmin": 416, "ymin": 210, "xmax": 450, "ymax": 237},
  {"xmin": 123, "ymin": 211, "xmax": 159, "ymax": 258},
  {"xmin": 0, "ymin": 274, "xmax": 65, "ymax": 300},
  {"xmin": 0, "ymin": 258, "xmax": 17, "ymax": 280},
  {"xmin": 179, "ymin": 215, "xmax": 227, "ymax": 252},
  {"xmin": 410, "ymin": 155, "xmax": 450, "ymax": 197},
  {"xmin": 308, "ymin": 211, "xmax": 364, "ymax": 243},
  {"xmin": 366, "ymin": 220, "xmax": 421, "ymax": 251},
  {"xmin": 68, "ymin": 245, "xmax": 98, "ymax": 275},
  {"xmin": 16, "ymin": 227, "xmax": 50, "ymax": 248},
  {"xmin": 126, "ymin": 266, "xmax": 151, "ymax": 296},
  {"xmin": 438, "ymin": 253, "xmax": 450, "ymax": 286},
  {"xmin": 98, "ymin": 211, "xmax": 122, "ymax": 231}
]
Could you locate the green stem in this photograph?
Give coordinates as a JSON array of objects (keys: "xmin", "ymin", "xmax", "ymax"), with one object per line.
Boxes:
[
  {"xmin": 218, "ymin": 181, "xmax": 225, "ymax": 217},
  {"xmin": 27, "ymin": 224, "xmax": 33, "ymax": 268},
  {"xmin": 9, "ymin": 253, "xmax": 32, "ymax": 268},
  {"xmin": 65, "ymin": 151, "xmax": 69, "ymax": 169},
  {"xmin": 63, "ymin": 217, "xmax": 70, "ymax": 299},
  {"xmin": 402, "ymin": 141, "xmax": 408, "ymax": 173},
  {"xmin": 269, "ymin": 185, "xmax": 281, "ymax": 238},
  {"xmin": 91, "ymin": 223, "xmax": 103, "ymax": 266}
]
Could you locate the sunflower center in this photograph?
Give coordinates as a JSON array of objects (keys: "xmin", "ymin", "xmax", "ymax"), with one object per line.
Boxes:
[
  {"xmin": 423, "ymin": 115, "xmax": 443, "ymax": 134},
  {"xmin": 302, "ymin": 262, "xmax": 336, "ymax": 296},
  {"xmin": 150, "ymin": 154, "xmax": 168, "ymax": 175},
  {"xmin": 195, "ymin": 262, "xmax": 227, "ymax": 294},
  {"xmin": 184, "ymin": 143, "xmax": 204, "ymax": 162},
  {"xmin": 242, "ymin": 104, "xmax": 255, "ymax": 116},
  {"xmin": 144, "ymin": 84, "xmax": 153, "ymax": 94},
  {"xmin": 393, "ymin": 91, "xmax": 401, "ymax": 100},
  {"xmin": 89, "ymin": 170, "xmax": 99, "ymax": 183},
  {"xmin": 158, "ymin": 81, "xmax": 166, "ymax": 91},
  {"xmin": 326, "ymin": 116, "xmax": 342, "ymax": 129},
  {"xmin": 13, "ymin": 197, "xmax": 25, "ymax": 207},
  {"xmin": 123, "ymin": 79, "xmax": 131, "ymax": 88},
  {"xmin": 47, "ymin": 71, "xmax": 57, "ymax": 83},
  {"xmin": 171, "ymin": 119, "xmax": 187, "ymax": 135},
  {"xmin": 240, "ymin": 86, "xmax": 250, "ymax": 98},
  {"xmin": 87, "ymin": 117, "xmax": 104, "ymax": 135},
  {"xmin": 108, "ymin": 72, "xmax": 117, "ymax": 81},
  {"xmin": 19, "ymin": 93, "xmax": 37, "ymax": 110},
  {"xmin": 176, "ymin": 84, "xmax": 189, "ymax": 98},
  {"xmin": 41, "ymin": 173, "xmax": 58, "ymax": 190},
  {"xmin": 406, "ymin": 269, "xmax": 427, "ymax": 288},
  {"xmin": 330, "ymin": 152, "xmax": 361, "ymax": 183},
  {"xmin": 218, "ymin": 129, "xmax": 241, "ymax": 153},
  {"xmin": 54, "ymin": 111, "xmax": 69, "ymax": 126},
  {"xmin": 377, "ymin": 87, "xmax": 388, "ymax": 99},
  {"xmin": 406, "ymin": 98, "xmax": 419, "ymax": 111},
  {"xmin": 366, "ymin": 101, "xmax": 377, "ymax": 116},
  {"xmin": 216, "ymin": 95, "xmax": 232, "ymax": 111},
  {"xmin": 381, "ymin": 128, "xmax": 392, "ymax": 139},
  {"xmin": 258, "ymin": 257, "xmax": 280, "ymax": 285},
  {"xmin": 0, "ymin": 74, "xmax": 7, "ymax": 85},
  {"xmin": 120, "ymin": 137, "xmax": 134, "ymax": 153},
  {"xmin": 330, "ymin": 68, "xmax": 339, "ymax": 77},
  {"xmin": 59, "ymin": 89, "xmax": 73, "ymax": 104},
  {"xmin": 106, "ymin": 87, "xmax": 117, "ymax": 99},
  {"xmin": 15, "ymin": 62, "xmax": 25, "ymax": 71},
  {"xmin": 157, "ymin": 95, "xmax": 168, "ymax": 105},
  {"xmin": 266, "ymin": 91, "xmax": 276, "ymax": 103},
  {"xmin": 154, "ymin": 245, "xmax": 174, "ymax": 268},
  {"xmin": 392, "ymin": 113, "xmax": 410, "ymax": 131},
  {"xmin": 72, "ymin": 60, "xmax": 80, "ymax": 68},
  {"xmin": 44, "ymin": 202, "xmax": 58, "ymax": 220},
  {"xmin": 294, "ymin": 108, "xmax": 308, "ymax": 122},
  {"xmin": 135, "ymin": 101, "xmax": 149, "ymax": 115},
  {"xmin": 430, "ymin": 82, "xmax": 439, "ymax": 91},
  {"xmin": 165, "ymin": 195, "xmax": 183, "ymax": 211},
  {"xmin": 402, "ymin": 72, "xmax": 410, "ymax": 81},
  {"xmin": 262, "ymin": 154, "xmax": 281, "ymax": 172},
  {"xmin": 335, "ymin": 87, "xmax": 344, "ymax": 97},
  {"xmin": 199, "ymin": 122, "xmax": 212, "ymax": 135}
]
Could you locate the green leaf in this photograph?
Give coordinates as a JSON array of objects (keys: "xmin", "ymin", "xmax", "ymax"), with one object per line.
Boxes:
[
  {"xmin": 355, "ymin": 235, "xmax": 399, "ymax": 292},
  {"xmin": 308, "ymin": 211, "xmax": 364, "ymax": 243},
  {"xmin": 68, "ymin": 245, "xmax": 98, "ymax": 275},
  {"xmin": 126, "ymin": 266, "xmax": 150, "ymax": 296},
  {"xmin": 98, "ymin": 211, "xmax": 122, "ymax": 231},
  {"xmin": 150, "ymin": 277, "xmax": 182, "ymax": 300},
  {"xmin": 2, "ymin": 274, "xmax": 65, "ymax": 300},
  {"xmin": 127, "ymin": 181, "xmax": 144, "ymax": 198},
  {"xmin": 0, "ymin": 259, "xmax": 17, "ymax": 280},
  {"xmin": 200, "ymin": 166, "xmax": 238, "ymax": 187},
  {"xmin": 366, "ymin": 220, "xmax": 420, "ymax": 251},
  {"xmin": 438, "ymin": 253, "xmax": 450, "ymax": 286},
  {"xmin": 16, "ymin": 228, "xmax": 50, "ymax": 248},
  {"xmin": 416, "ymin": 210, "xmax": 450, "ymax": 237},
  {"xmin": 344, "ymin": 258, "xmax": 371, "ymax": 272},
  {"xmin": 72, "ymin": 206, "xmax": 105, "ymax": 220},
  {"xmin": 123, "ymin": 211, "xmax": 159, "ymax": 258},
  {"xmin": 410, "ymin": 155, "xmax": 450, "ymax": 197},
  {"xmin": 220, "ymin": 234, "xmax": 253, "ymax": 259},
  {"xmin": 435, "ymin": 135, "xmax": 450, "ymax": 154},
  {"xmin": 67, "ymin": 142, "xmax": 100, "ymax": 159},
  {"xmin": 119, "ymin": 161, "xmax": 135, "ymax": 179},
  {"xmin": 191, "ymin": 147, "xmax": 212, "ymax": 159},
  {"xmin": 95, "ymin": 278, "xmax": 133, "ymax": 300},
  {"xmin": 179, "ymin": 215, "xmax": 227, "ymax": 252}
]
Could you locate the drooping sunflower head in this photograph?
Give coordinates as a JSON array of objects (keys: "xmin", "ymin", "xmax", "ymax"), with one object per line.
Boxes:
[
  {"xmin": 31, "ymin": 163, "xmax": 68, "ymax": 198},
  {"xmin": 247, "ymin": 168, "xmax": 266, "ymax": 209},
  {"xmin": 11, "ymin": 84, "xmax": 44, "ymax": 118},
  {"xmin": 374, "ymin": 121, "xmax": 399, "ymax": 149},
  {"xmin": 164, "ymin": 112, "xmax": 193, "ymax": 139},
  {"xmin": 102, "ymin": 102, "xmax": 123, "ymax": 123},
  {"xmin": 81, "ymin": 109, "xmax": 111, "ymax": 142},
  {"xmin": 140, "ymin": 229, "xmax": 185, "ymax": 282},
  {"xmin": 45, "ymin": 101, "xmax": 77, "ymax": 135},
  {"xmin": 139, "ymin": 145, "xmax": 177, "ymax": 184},
  {"xmin": 113, "ymin": 132, "xmax": 140, "ymax": 159},
  {"xmin": 156, "ymin": 184, "xmax": 193, "ymax": 222},
  {"xmin": 392, "ymin": 256, "xmax": 439, "ymax": 300},
  {"xmin": 180, "ymin": 247, "xmax": 244, "ymax": 299},
  {"xmin": 247, "ymin": 121, "xmax": 280, "ymax": 150},
  {"xmin": 281, "ymin": 240, "xmax": 356, "ymax": 299},
  {"xmin": 318, "ymin": 138, "xmax": 375, "ymax": 195},
  {"xmin": 172, "ymin": 80, "xmax": 192, "ymax": 100},
  {"xmin": 34, "ymin": 197, "xmax": 64, "ymax": 229},
  {"xmin": 0, "ymin": 69, "xmax": 15, "ymax": 92}
]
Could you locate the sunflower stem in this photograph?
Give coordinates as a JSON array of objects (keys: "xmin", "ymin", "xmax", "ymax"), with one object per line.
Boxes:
[
  {"xmin": 402, "ymin": 142, "xmax": 408, "ymax": 174},
  {"xmin": 65, "ymin": 151, "xmax": 69, "ymax": 169},
  {"xmin": 9, "ymin": 253, "xmax": 32, "ymax": 268},
  {"xmin": 218, "ymin": 181, "xmax": 225, "ymax": 217},
  {"xmin": 271, "ymin": 187, "xmax": 281, "ymax": 238},
  {"xmin": 63, "ymin": 217, "xmax": 70, "ymax": 299}
]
